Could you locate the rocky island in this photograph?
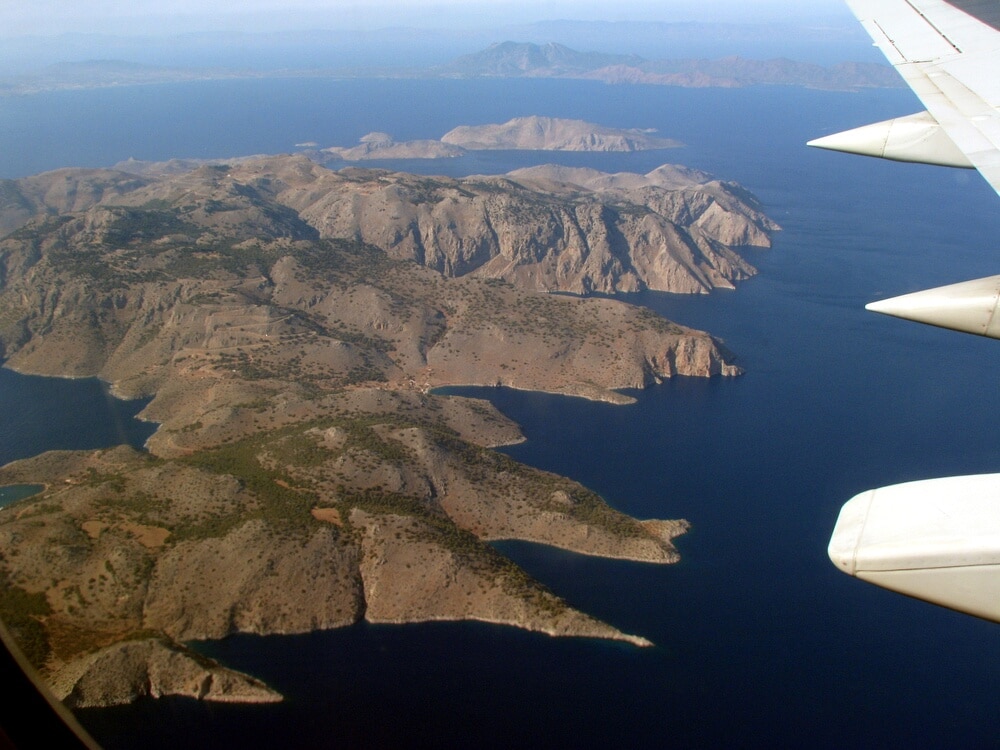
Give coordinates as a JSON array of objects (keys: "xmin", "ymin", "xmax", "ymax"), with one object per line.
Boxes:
[
  {"xmin": 439, "ymin": 116, "xmax": 681, "ymax": 152},
  {"xmin": 0, "ymin": 154, "xmax": 775, "ymax": 706},
  {"xmin": 317, "ymin": 117, "xmax": 682, "ymax": 162}
]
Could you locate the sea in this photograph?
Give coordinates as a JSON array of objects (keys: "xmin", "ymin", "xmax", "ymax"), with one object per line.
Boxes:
[{"xmin": 2, "ymin": 76, "xmax": 999, "ymax": 748}]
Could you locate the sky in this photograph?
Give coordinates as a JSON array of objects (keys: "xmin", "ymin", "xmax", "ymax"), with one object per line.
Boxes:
[{"xmin": 3, "ymin": 0, "xmax": 852, "ymax": 37}]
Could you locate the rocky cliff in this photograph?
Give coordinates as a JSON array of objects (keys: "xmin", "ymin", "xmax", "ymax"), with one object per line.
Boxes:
[{"xmin": 0, "ymin": 154, "xmax": 776, "ymax": 295}]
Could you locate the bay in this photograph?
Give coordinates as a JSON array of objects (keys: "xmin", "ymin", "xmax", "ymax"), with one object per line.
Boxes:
[
  {"xmin": 0, "ymin": 368, "xmax": 156, "ymax": 465},
  {"xmin": 0, "ymin": 484, "xmax": 43, "ymax": 508},
  {"xmin": 1, "ymin": 78, "xmax": 998, "ymax": 747}
]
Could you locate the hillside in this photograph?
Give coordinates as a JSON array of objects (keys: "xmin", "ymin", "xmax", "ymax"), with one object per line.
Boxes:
[{"xmin": 0, "ymin": 155, "xmax": 776, "ymax": 295}]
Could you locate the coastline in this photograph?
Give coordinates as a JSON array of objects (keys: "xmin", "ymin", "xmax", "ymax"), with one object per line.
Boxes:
[{"xmin": 0, "ymin": 150, "xmax": 766, "ymax": 707}]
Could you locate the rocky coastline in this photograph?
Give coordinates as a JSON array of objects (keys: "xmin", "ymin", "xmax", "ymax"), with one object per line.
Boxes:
[{"xmin": 0, "ymin": 153, "xmax": 774, "ymax": 705}]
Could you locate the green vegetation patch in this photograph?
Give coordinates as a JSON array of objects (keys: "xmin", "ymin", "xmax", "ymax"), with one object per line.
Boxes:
[
  {"xmin": 178, "ymin": 427, "xmax": 321, "ymax": 536},
  {"xmin": 0, "ymin": 568, "xmax": 52, "ymax": 668},
  {"xmin": 100, "ymin": 207, "xmax": 197, "ymax": 247}
]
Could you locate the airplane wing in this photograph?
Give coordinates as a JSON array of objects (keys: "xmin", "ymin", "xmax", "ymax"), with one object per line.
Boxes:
[
  {"xmin": 829, "ymin": 475, "xmax": 1000, "ymax": 622},
  {"xmin": 813, "ymin": 1, "xmax": 1000, "ymax": 624},
  {"xmin": 809, "ymin": 0, "xmax": 1000, "ymax": 341},
  {"xmin": 811, "ymin": 0, "xmax": 1000, "ymax": 191}
]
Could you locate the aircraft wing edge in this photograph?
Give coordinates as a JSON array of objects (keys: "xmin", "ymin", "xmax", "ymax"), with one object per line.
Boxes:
[
  {"xmin": 829, "ymin": 474, "xmax": 1000, "ymax": 622},
  {"xmin": 830, "ymin": 0, "xmax": 1000, "ymax": 195}
]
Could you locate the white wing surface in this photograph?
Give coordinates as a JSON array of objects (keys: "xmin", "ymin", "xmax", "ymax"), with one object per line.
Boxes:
[
  {"xmin": 818, "ymin": 2, "xmax": 1000, "ymax": 623},
  {"xmin": 830, "ymin": 475, "xmax": 1000, "ymax": 622},
  {"xmin": 812, "ymin": 0, "xmax": 1000, "ymax": 194},
  {"xmin": 810, "ymin": 1, "xmax": 1000, "ymax": 337}
]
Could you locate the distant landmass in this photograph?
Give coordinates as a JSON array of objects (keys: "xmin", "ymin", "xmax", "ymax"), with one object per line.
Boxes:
[
  {"xmin": 0, "ymin": 59, "xmax": 248, "ymax": 95},
  {"xmin": 440, "ymin": 116, "xmax": 681, "ymax": 151},
  {"xmin": 435, "ymin": 41, "xmax": 644, "ymax": 78},
  {"xmin": 317, "ymin": 117, "xmax": 682, "ymax": 162},
  {"xmin": 0, "ymin": 153, "xmax": 773, "ymax": 706},
  {"xmin": 321, "ymin": 131, "xmax": 467, "ymax": 161},
  {"xmin": 436, "ymin": 42, "xmax": 903, "ymax": 90},
  {"xmin": 0, "ymin": 41, "xmax": 902, "ymax": 95}
]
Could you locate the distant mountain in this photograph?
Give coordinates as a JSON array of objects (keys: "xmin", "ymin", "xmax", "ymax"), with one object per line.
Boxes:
[
  {"xmin": 612, "ymin": 55, "xmax": 904, "ymax": 90},
  {"xmin": 0, "ymin": 42, "xmax": 902, "ymax": 96},
  {"xmin": 435, "ymin": 41, "xmax": 902, "ymax": 91},
  {"xmin": 434, "ymin": 41, "xmax": 642, "ymax": 78}
]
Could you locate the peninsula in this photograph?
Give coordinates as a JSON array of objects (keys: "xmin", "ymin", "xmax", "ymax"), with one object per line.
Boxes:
[{"xmin": 0, "ymin": 154, "xmax": 774, "ymax": 706}]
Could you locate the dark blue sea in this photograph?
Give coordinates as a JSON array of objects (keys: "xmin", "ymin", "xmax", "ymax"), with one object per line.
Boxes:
[{"xmin": 2, "ymin": 78, "xmax": 999, "ymax": 748}]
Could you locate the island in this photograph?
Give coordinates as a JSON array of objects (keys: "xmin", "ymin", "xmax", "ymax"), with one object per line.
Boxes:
[
  {"xmin": 436, "ymin": 42, "xmax": 905, "ymax": 91},
  {"xmin": 0, "ymin": 42, "xmax": 904, "ymax": 96},
  {"xmin": 0, "ymin": 153, "xmax": 775, "ymax": 706},
  {"xmin": 316, "ymin": 117, "xmax": 682, "ymax": 162}
]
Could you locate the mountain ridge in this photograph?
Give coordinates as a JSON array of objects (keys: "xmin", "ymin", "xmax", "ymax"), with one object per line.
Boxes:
[{"xmin": 0, "ymin": 40, "xmax": 902, "ymax": 95}]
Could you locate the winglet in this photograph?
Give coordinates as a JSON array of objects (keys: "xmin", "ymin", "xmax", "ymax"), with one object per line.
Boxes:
[
  {"xmin": 808, "ymin": 111, "xmax": 973, "ymax": 169},
  {"xmin": 866, "ymin": 275, "xmax": 1000, "ymax": 338}
]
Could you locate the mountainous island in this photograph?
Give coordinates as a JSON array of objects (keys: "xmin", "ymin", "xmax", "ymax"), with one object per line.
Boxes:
[
  {"xmin": 436, "ymin": 41, "xmax": 903, "ymax": 90},
  {"xmin": 318, "ymin": 117, "xmax": 682, "ymax": 162},
  {"xmin": 0, "ymin": 153, "xmax": 775, "ymax": 706},
  {"xmin": 0, "ymin": 41, "xmax": 903, "ymax": 96}
]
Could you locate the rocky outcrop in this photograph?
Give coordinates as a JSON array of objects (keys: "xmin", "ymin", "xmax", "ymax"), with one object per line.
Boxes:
[
  {"xmin": 439, "ymin": 116, "xmax": 680, "ymax": 151},
  {"xmin": 53, "ymin": 639, "xmax": 282, "ymax": 708},
  {"xmin": 435, "ymin": 41, "xmax": 904, "ymax": 92},
  {"xmin": 263, "ymin": 158, "xmax": 777, "ymax": 294},
  {"xmin": 351, "ymin": 509, "xmax": 651, "ymax": 645},
  {"xmin": 322, "ymin": 131, "xmax": 466, "ymax": 161}
]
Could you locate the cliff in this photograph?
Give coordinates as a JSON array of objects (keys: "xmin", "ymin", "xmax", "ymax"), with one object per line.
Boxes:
[
  {"xmin": 0, "ymin": 153, "xmax": 769, "ymax": 705},
  {"xmin": 53, "ymin": 639, "xmax": 282, "ymax": 708},
  {"xmin": 0, "ymin": 155, "xmax": 776, "ymax": 295}
]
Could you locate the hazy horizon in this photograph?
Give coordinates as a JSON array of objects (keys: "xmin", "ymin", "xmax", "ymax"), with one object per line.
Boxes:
[
  {"xmin": 4, "ymin": 1, "xmax": 852, "ymax": 38},
  {"xmin": 0, "ymin": 12, "xmax": 876, "ymax": 75}
]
